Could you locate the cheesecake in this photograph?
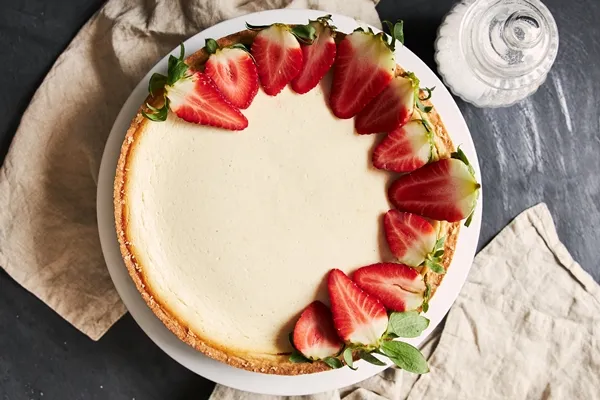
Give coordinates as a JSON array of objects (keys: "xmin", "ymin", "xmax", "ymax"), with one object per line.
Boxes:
[{"xmin": 114, "ymin": 20, "xmax": 476, "ymax": 375}]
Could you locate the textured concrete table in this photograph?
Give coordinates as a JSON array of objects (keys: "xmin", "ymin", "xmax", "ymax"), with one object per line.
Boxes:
[{"xmin": 1, "ymin": 0, "xmax": 598, "ymax": 399}]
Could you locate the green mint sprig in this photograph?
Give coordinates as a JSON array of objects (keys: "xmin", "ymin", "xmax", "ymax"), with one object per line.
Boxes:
[{"xmin": 289, "ymin": 311, "xmax": 430, "ymax": 374}]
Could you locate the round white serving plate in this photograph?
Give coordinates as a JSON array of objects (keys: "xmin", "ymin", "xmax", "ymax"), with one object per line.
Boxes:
[{"xmin": 97, "ymin": 8, "xmax": 482, "ymax": 396}]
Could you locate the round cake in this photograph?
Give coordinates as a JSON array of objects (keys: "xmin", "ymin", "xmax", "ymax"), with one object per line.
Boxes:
[{"xmin": 114, "ymin": 19, "xmax": 478, "ymax": 375}]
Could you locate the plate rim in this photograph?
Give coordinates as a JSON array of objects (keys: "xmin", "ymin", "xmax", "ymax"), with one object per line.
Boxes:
[{"xmin": 97, "ymin": 8, "xmax": 482, "ymax": 396}]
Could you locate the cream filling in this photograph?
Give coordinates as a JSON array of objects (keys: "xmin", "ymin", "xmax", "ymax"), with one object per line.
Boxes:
[{"xmin": 126, "ymin": 82, "xmax": 391, "ymax": 355}]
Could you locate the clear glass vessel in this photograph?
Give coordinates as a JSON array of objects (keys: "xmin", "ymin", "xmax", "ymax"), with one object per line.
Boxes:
[{"xmin": 434, "ymin": 0, "xmax": 559, "ymax": 107}]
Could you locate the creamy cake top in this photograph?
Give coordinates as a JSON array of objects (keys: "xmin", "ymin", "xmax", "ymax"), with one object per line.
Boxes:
[{"xmin": 125, "ymin": 82, "xmax": 392, "ymax": 355}]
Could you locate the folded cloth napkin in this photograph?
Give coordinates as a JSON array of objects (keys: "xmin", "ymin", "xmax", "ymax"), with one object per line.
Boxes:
[
  {"xmin": 210, "ymin": 203, "xmax": 600, "ymax": 400},
  {"xmin": 0, "ymin": 0, "xmax": 381, "ymax": 340}
]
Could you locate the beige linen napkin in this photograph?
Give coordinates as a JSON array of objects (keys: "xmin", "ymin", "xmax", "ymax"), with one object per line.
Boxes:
[
  {"xmin": 210, "ymin": 203, "xmax": 600, "ymax": 400},
  {"xmin": 0, "ymin": 0, "xmax": 380, "ymax": 340}
]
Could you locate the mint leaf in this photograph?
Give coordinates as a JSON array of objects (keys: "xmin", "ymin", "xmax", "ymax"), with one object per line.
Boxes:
[
  {"xmin": 380, "ymin": 341, "xmax": 429, "ymax": 374},
  {"xmin": 289, "ymin": 350, "xmax": 311, "ymax": 363},
  {"xmin": 148, "ymin": 73, "xmax": 167, "ymax": 95},
  {"xmin": 387, "ymin": 312, "xmax": 430, "ymax": 338},
  {"xmin": 433, "ymin": 249, "xmax": 444, "ymax": 258},
  {"xmin": 323, "ymin": 356, "xmax": 343, "ymax": 369},
  {"xmin": 343, "ymin": 347, "xmax": 357, "ymax": 370},
  {"xmin": 358, "ymin": 350, "xmax": 387, "ymax": 366}
]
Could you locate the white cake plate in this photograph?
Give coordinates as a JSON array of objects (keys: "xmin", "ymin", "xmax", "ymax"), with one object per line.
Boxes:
[{"xmin": 97, "ymin": 8, "xmax": 482, "ymax": 396}]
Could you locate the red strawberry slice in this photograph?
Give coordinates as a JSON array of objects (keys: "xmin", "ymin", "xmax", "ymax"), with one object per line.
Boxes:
[
  {"xmin": 328, "ymin": 269, "xmax": 388, "ymax": 346},
  {"xmin": 204, "ymin": 39, "xmax": 259, "ymax": 109},
  {"xmin": 373, "ymin": 120, "xmax": 432, "ymax": 173},
  {"xmin": 142, "ymin": 43, "xmax": 247, "ymax": 130},
  {"xmin": 384, "ymin": 210, "xmax": 437, "ymax": 267},
  {"xmin": 292, "ymin": 301, "xmax": 344, "ymax": 360},
  {"xmin": 291, "ymin": 17, "xmax": 337, "ymax": 94},
  {"xmin": 353, "ymin": 263, "xmax": 426, "ymax": 312},
  {"xmin": 329, "ymin": 27, "xmax": 399, "ymax": 119},
  {"xmin": 355, "ymin": 75, "xmax": 416, "ymax": 134},
  {"xmin": 388, "ymin": 154, "xmax": 481, "ymax": 223},
  {"xmin": 250, "ymin": 24, "xmax": 307, "ymax": 96},
  {"xmin": 167, "ymin": 72, "xmax": 248, "ymax": 130}
]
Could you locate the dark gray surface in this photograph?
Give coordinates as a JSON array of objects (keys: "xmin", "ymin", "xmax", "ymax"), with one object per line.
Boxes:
[
  {"xmin": 377, "ymin": 0, "xmax": 600, "ymax": 276},
  {"xmin": 0, "ymin": 0, "xmax": 598, "ymax": 399}
]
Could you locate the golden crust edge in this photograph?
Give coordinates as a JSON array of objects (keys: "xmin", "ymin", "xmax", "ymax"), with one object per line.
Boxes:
[{"xmin": 113, "ymin": 30, "xmax": 460, "ymax": 375}]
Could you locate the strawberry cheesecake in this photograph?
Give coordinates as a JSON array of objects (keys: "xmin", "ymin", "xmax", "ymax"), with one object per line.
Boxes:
[{"xmin": 114, "ymin": 17, "xmax": 480, "ymax": 375}]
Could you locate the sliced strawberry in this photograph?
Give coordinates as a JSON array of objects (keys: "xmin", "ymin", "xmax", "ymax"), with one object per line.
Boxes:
[
  {"xmin": 355, "ymin": 75, "xmax": 416, "ymax": 134},
  {"xmin": 292, "ymin": 301, "xmax": 344, "ymax": 360},
  {"xmin": 373, "ymin": 120, "xmax": 432, "ymax": 173},
  {"xmin": 328, "ymin": 269, "xmax": 388, "ymax": 346},
  {"xmin": 291, "ymin": 17, "xmax": 337, "ymax": 94},
  {"xmin": 204, "ymin": 39, "xmax": 259, "ymax": 109},
  {"xmin": 353, "ymin": 263, "xmax": 426, "ymax": 312},
  {"xmin": 142, "ymin": 43, "xmax": 247, "ymax": 130},
  {"xmin": 249, "ymin": 23, "xmax": 315, "ymax": 96},
  {"xmin": 388, "ymin": 151, "xmax": 481, "ymax": 223},
  {"xmin": 329, "ymin": 23, "xmax": 402, "ymax": 119},
  {"xmin": 384, "ymin": 210, "xmax": 437, "ymax": 267},
  {"xmin": 167, "ymin": 72, "xmax": 248, "ymax": 130}
]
